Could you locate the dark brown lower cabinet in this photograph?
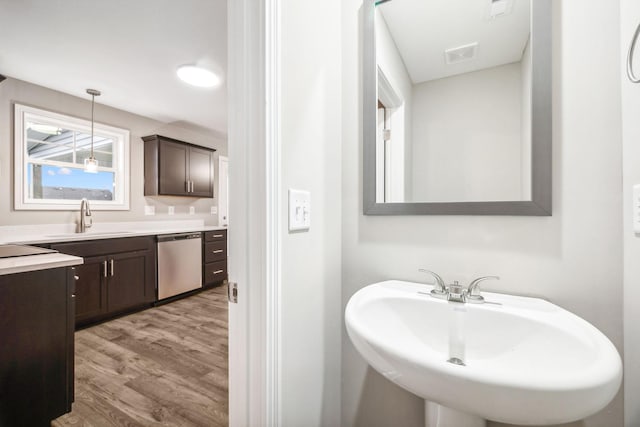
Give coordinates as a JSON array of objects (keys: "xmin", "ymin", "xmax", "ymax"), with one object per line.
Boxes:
[
  {"xmin": 74, "ymin": 255, "xmax": 106, "ymax": 324},
  {"xmin": 52, "ymin": 237, "xmax": 157, "ymax": 327},
  {"xmin": 0, "ymin": 267, "xmax": 75, "ymax": 427},
  {"xmin": 203, "ymin": 230, "xmax": 228, "ymax": 287}
]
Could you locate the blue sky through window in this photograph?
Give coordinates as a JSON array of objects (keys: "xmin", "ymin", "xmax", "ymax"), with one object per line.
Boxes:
[{"xmin": 28, "ymin": 164, "xmax": 114, "ymax": 190}]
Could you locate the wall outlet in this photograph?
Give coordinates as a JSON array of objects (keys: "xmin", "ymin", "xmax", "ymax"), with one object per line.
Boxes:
[
  {"xmin": 288, "ymin": 189, "xmax": 311, "ymax": 231},
  {"xmin": 168, "ymin": 206, "xmax": 175, "ymax": 215},
  {"xmin": 189, "ymin": 206, "xmax": 195, "ymax": 215},
  {"xmin": 211, "ymin": 206, "xmax": 218, "ymax": 215},
  {"xmin": 144, "ymin": 205, "xmax": 155, "ymax": 216}
]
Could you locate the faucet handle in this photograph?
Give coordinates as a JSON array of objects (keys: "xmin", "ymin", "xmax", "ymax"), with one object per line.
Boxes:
[
  {"xmin": 466, "ymin": 276, "xmax": 500, "ymax": 304},
  {"xmin": 418, "ymin": 269, "xmax": 448, "ymax": 299}
]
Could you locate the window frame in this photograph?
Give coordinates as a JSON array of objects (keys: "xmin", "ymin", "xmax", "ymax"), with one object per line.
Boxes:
[{"xmin": 14, "ymin": 103, "xmax": 131, "ymax": 211}]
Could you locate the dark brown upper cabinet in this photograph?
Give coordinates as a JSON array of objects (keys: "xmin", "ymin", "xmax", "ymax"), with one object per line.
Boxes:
[{"xmin": 143, "ymin": 134, "xmax": 216, "ymax": 198}]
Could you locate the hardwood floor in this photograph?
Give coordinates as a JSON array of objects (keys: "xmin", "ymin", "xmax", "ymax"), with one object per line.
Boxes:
[{"xmin": 52, "ymin": 286, "xmax": 228, "ymax": 427}]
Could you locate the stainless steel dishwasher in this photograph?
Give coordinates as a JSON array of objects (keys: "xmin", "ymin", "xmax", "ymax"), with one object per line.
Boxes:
[{"xmin": 157, "ymin": 232, "xmax": 202, "ymax": 300}]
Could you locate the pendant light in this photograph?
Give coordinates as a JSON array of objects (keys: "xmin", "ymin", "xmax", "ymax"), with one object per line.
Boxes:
[{"xmin": 84, "ymin": 88, "xmax": 101, "ymax": 173}]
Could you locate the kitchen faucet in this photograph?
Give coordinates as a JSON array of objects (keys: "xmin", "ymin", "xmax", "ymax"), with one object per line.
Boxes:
[{"xmin": 79, "ymin": 198, "xmax": 93, "ymax": 233}]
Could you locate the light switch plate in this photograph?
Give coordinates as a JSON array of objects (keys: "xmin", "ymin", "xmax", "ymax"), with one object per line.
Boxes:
[
  {"xmin": 168, "ymin": 206, "xmax": 175, "ymax": 215},
  {"xmin": 288, "ymin": 189, "xmax": 311, "ymax": 231},
  {"xmin": 211, "ymin": 206, "xmax": 218, "ymax": 215},
  {"xmin": 189, "ymin": 206, "xmax": 195, "ymax": 215},
  {"xmin": 144, "ymin": 205, "xmax": 155, "ymax": 216},
  {"xmin": 634, "ymin": 184, "xmax": 640, "ymax": 233}
]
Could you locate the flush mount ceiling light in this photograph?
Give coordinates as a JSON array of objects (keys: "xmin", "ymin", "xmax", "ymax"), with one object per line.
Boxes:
[
  {"xmin": 84, "ymin": 88, "xmax": 101, "ymax": 173},
  {"xmin": 176, "ymin": 65, "xmax": 221, "ymax": 88}
]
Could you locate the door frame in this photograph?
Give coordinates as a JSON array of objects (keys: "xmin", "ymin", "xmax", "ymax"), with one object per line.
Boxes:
[
  {"xmin": 228, "ymin": 0, "xmax": 281, "ymax": 425},
  {"xmin": 218, "ymin": 155, "xmax": 229, "ymax": 226}
]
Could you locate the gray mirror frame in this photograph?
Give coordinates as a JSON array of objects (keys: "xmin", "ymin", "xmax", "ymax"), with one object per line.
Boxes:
[{"xmin": 363, "ymin": 0, "xmax": 552, "ymax": 216}]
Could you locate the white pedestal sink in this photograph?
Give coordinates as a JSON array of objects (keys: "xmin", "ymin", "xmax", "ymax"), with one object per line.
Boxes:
[{"xmin": 345, "ymin": 280, "xmax": 622, "ymax": 426}]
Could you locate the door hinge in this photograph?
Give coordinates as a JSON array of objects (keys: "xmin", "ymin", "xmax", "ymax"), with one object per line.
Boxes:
[{"xmin": 228, "ymin": 281, "xmax": 238, "ymax": 303}]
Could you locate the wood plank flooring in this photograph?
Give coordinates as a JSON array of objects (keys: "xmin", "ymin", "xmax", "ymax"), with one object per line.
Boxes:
[{"xmin": 52, "ymin": 286, "xmax": 228, "ymax": 427}]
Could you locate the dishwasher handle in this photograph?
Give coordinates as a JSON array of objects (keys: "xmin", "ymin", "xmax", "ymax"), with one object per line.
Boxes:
[{"xmin": 157, "ymin": 232, "xmax": 202, "ymax": 242}]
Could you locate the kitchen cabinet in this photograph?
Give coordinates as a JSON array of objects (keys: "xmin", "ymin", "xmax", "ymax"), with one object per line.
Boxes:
[
  {"xmin": 0, "ymin": 267, "xmax": 75, "ymax": 426},
  {"xmin": 143, "ymin": 134, "xmax": 215, "ymax": 198},
  {"xmin": 51, "ymin": 236, "xmax": 156, "ymax": 327},
  {"xmin": 203, "ymin": 229, "xmax": 228, "ymax": 287}
]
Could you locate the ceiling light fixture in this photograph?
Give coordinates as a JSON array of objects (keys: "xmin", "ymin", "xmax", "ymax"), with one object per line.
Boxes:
[
  {"xmin": 84, "ymin": 88, "xmax": 101, "ymax": 173},
  {"xmin": 176, "ymin": 65, "xmax": 221, "ymax": 88}
]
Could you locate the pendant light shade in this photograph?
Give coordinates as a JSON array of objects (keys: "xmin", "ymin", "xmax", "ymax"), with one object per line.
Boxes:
[{"xmin": 84, "ymin": 88, "xmax": 101, "ymax": 173}]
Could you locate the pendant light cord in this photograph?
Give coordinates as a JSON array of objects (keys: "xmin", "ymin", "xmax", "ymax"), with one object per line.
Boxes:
[
  {"xmin": 86, "ymin": 89, "xmax": 101, "ymax": 160},
  {"xmin": 90, "ymin": 93, "xmax": 95, "ymax": 158}
]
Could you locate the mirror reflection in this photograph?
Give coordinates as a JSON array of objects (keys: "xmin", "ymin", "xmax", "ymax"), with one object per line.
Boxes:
[{"xmin": 375, "ymin": 0, "xmax": 532, "ymax": 203}]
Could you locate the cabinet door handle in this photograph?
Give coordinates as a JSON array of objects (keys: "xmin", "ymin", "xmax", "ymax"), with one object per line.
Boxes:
[
  {"xmin": 71, "ymin": 294, "xmax": 76, "ymax": 298},
  {"xmin": 74, "ymin": 275, "xmax": 79, "ymax": 281},
  {"xmin": 213, "ymin": 234, "xmax": 223, "ymax": 238},
  {"xmin": 103, "ymin": 260, "xmax": 108, "ymax": 278},
  {"xmin": 212, "ymin": 250, "xmax": 224, "ymax": 254},
  {"xmin": 213, "ymin": 270, "xmax": 224, "ymax": 274},
  {"xmin": 190, "ymin": 181, "xmax": 194, "ymax": 192},
  {"xmin": 109, "ymin": 259, "xmax": 114, "ymax": 277},
  {"xmin": 186, "ymin": 181, "xmax": 190, "ymax": 193}
]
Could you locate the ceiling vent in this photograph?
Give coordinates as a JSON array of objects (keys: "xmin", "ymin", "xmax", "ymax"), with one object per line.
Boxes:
[
  {"xmin": 487, "ymin": 0, "xmax": 514, "ymax": 19},
  {"xmin": 444, "ymin": 43, "xmax": 478, "ymax": 65}
]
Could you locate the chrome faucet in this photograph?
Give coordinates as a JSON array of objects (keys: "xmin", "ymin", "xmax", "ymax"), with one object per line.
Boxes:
[
  {"xmin": 418, "ymin": 269, "xmax": 500, "ymax": 304},
  {"xmin": 418, "ymin": 269, "xmax": 448, "ymax": 299},
  {"xmin": 79, "ymin": 198, "xmax": 93, "ymax": 233},
  {"xmin": 466, "ymin": 276, "xmax": 500, "ymax": 303}
]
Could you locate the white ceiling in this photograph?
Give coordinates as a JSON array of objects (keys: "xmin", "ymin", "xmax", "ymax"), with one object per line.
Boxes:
[
  {"xmin": 379, "ymin": 0, "xmax": 530, "ymax": 84},
  {"xmin": 0, "ymin": 0, "xmax": 227, "ymax": 134}
]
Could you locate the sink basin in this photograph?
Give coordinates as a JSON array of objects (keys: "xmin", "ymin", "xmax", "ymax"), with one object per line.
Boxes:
[
  {"xmin": 46, "ymin": 231, "xmax": 134, "ymax": 238},
  {"xmin": 345, "ymin": 280, "xmax": 622, "ymax": 426}
]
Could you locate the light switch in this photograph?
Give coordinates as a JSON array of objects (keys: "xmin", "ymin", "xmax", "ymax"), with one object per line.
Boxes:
[
  {"xmin": 189, "ymin": 206, "xmax": 195, "ymax": 215},
  {"xmin": 144, "ymin": 205, "xmax": 155, "ymax": 216},
  {"xmin": 168, "ymin": 206, "xmax": 175, "ymax": 215},
  {"xmin": 634, "ymin": 184, "xmax": 640, "ymax": 233},
  {"xmin": 289, "ymin": 189, "xmax": 311, "ymax": 231},
  {"xmin": 211, "ymin": 206, "xmax": 218, "ymax": 215}
]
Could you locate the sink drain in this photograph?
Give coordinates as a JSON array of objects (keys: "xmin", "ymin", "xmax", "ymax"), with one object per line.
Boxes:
[{"xmin": 447, "ymin": 357, "xmax": 466, "ymax": 366}]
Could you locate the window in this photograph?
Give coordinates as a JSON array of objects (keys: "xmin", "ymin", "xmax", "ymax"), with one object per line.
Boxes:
[{"xmin": 14, "ymin": 104, "xmax": 130, "ymax": 210}]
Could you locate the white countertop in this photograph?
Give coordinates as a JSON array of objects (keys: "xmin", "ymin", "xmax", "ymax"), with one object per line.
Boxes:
[
  {"xmin": 0, "ymin": 252, "xmax": 83, "ymax": 276},
  {"xmin": 0, "ymin": 220, "xmax": 226, "ymax": 245}
]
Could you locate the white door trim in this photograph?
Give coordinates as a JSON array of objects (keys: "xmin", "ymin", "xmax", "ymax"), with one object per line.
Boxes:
[
  {"xmin": 218, "ymin": 155, "xmax": 229, "ymax": 226},
  {"xmin": 228, "ymin": 0, "xmax": 281, "ymax": 426},
  {"xmin": 265, "ymin": 0, "xmax": 282, "ymax": 424}
]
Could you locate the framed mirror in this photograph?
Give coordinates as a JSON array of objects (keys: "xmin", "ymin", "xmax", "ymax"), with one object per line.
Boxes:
[{"xmin": 363, "ymin": 0, "xmax": 551, "ymax": 215}]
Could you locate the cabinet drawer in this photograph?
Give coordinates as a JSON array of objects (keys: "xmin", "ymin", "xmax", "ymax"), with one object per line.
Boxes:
[
  {"xmin": 205, "ymin": 241, "xmax": 227, "ymax": 263},
  {"xmin": 204, "ymin": 260, "xmax": 227, "ymax": 284},
  {"xmin": 204, "ymin": 229, "xmax": 227, "ymax": 242}
]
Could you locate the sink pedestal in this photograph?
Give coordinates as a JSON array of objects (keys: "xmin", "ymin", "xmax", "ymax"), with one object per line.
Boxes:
[{"xmin": 425, "ymin": 401, "xmax": 486, "ymax": 427}]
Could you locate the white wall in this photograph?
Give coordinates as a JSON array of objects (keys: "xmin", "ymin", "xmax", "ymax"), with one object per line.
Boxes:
[
  {"xmin": 279, "ymin": 0, "xmax": 342, "ymax": 425},
  {"xmin": 0, "ymin": 78, "xmax": 227, "ymax": 226},
  {"xmin": 411, "ymin": 63, "xmax": 523, "ymax": 202},
  {"xmin": 621, "ymin": 1, "xmax": 640, "ymax": 426},
  {"xmin": 342, "ymin": 2, "xmax": 623, "ymax": 427}
]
